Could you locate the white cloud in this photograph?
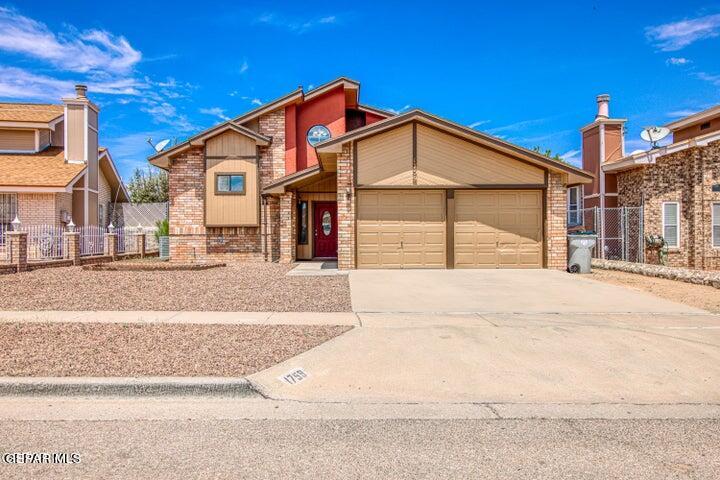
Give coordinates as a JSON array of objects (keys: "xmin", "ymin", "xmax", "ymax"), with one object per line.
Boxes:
[
  {"xmin": 199, "ymin": 107, "xmax": 230, "ymax": 121},
  {"xmin": 0, "ymin": 67, "xmax": 73, "ymax": 100},
  {"xmin": 468, "ymin": 120, "xmax": 490, "ymax": 129},
  {"xmin": 486, "ymin": 117, "xmax": 551, "ymax": 135},
  {"xmin": 646, "ymin": 14, "xmax": 720, "ymax": 51},
  {"xmin": 141, "ymin": 101, "xmax": 197, "ymax": 132},
  {"xmin": 384, "ymin": 104, "xmax": 411, "ymax": 115},
  {"xmin": 239, "ymin": 59, "xmax": 249, "ymax": 74},
  {"xmin": 0, "ymin": 7, "xmax": 141, "ymax": 74},
  {"xmin": 255, "ymin": 12, "xmax": 341, "ymax": 33},
  {"xmin": 560, "ymin": 149, "xmax": 581, "ymax": 166},
  {"xmin": 695, "ymin": 71, "xmax": 720, "ymax": 86},
  {"xmin": 666, "ymin": 57, "xmax": 691, "ymax": 65},
  {"xmin": 250, "ymin": 98, "xmax": 262, "ymax": 106}
]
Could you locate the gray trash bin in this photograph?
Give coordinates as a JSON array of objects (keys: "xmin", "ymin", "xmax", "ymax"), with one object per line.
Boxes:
[{"xmin": 567, "ymin": 234, "xmax": 597, "ymax": 273}]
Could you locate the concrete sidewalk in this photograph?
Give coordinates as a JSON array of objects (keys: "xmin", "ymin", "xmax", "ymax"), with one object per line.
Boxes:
[{"xmin": 0, "ymin": 310, "xmax": 359, "ymax": 326}]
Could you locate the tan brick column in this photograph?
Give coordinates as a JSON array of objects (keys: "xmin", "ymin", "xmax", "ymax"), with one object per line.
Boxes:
[
  {"xmin": 279, "ymin": 191, "xmax": 296, "ymax": 264},
  {"xmin": 546, "ymin": 173, "xmax": 568, "ymax": 270},
  {"xmin": 105, "ymin": 232, "xmax": 118, "ymax": 260},
  {"xmin": 8, "ymin": 231, "xmax": 28, "ymax": 272},
  {"xmin": 136, "ymin": 232, "xmax": 146, "ymax": 258},
  {"xmin": 64, "ymin": 231, "xmax": 81, "ymax": 265},
  {"xmin": 336, "ymin": 144, "xmax": 355, "ymax": 270}
]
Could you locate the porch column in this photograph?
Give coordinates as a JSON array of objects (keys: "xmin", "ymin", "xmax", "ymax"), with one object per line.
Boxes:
[
  {"xmin": 546, "ymin": 173, "xmax": 568, "ymax": 270},
  {"xmin": 337, "ymin": 144, "xmax": 355, "ymax": 270},
  {"xmin": 136, "ymin": 232, "xmax": 147, "ymax": 258},
  {"xmin": 279, "ymin": 191, "xmax": 296, "ymax": 264}
]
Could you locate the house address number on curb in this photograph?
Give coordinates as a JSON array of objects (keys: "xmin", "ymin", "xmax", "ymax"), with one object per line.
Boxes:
[{"xmin": 279, "ymin": 368, "xmax": 309, "ymax": 385}]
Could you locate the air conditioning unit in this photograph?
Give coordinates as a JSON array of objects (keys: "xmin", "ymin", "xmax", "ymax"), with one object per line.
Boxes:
[{"xmin": 60, "ymin": 210, "xmax": 71, "ymax": 223}]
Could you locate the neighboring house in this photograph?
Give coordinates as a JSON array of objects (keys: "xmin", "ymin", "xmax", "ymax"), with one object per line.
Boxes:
[
  {"xmin": 149, "ymin": 77, "xmax": 591, "ymax": 269},
  {"xmin": 579, "ymin": 95, "xmax": 720, "ymax": 269},
  {"xmin": 0, "ymin": 85, "xmax": 128, "ymax": 231},
  {"xmin": 108, "ymin": 202, "xmax": 168, "ymax": 229}
]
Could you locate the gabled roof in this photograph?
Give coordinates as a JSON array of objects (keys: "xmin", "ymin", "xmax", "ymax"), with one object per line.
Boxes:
[
  {"xmin": 665, "ymin": 104, "xmax": 720, "ymax": 131},
  {"xmin": 148, "ymin": 122, "xmax": 272, "ymax": 169},
  {"xmin": 0, "ymin": 147, "xmax": 85, "ymax": 190},
  {"xmin": 0, "ymin": 103, "xmax": 64, "ymax": 123},
  {"xmin": 231, "ymin": 77, "xmax": 361, "ymax": 124},
  {"xmin": 98, "ymin": 148, "xmax": 130, "ymax": 203},
  {"xmin": 315, "ymin": 109, "xmax": 594, "ymax": 184}
]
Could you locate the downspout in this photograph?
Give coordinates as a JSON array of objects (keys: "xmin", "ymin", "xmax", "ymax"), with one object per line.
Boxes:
[
  {"xmin": 261, "ymin": 196, "xmax": 268, "ymax": 261},
  {"xmin": 599, "ymin": 123, "xmax": 606, "ymax": 259}
]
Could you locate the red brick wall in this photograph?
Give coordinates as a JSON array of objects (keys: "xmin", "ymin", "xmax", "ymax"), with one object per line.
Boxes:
[{"xmin": 617, "ymin": 140, "xmax": 720, "ymax": 270}]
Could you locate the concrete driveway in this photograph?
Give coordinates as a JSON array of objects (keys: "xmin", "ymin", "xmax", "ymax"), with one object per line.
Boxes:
[
  {"xmin": 249, "ymin": 269, "xmax": 720, "ymax": 405},
  {"xmin": 349, "ymin": 269, "xmax": 702, "ymax": 313}
]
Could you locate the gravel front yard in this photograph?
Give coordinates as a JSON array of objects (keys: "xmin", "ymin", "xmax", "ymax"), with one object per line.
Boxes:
[
  {"xmin": 0, "ymin": 322, "xmax": 350, "ymax": 376},
  {"xmin": 590, "ymin": 269, "xmax": 720, "ymax": 313},
  {"xmin": 0, "ymin": 263, "xmax": 351, "ymax": 311}
]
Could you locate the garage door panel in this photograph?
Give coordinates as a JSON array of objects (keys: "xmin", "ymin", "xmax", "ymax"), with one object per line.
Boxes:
[
  {"xmin": 454, "ymin": 190, "xmax": 542, "ymax": 269},
  {"xmin": 357, "ymin": 190, "xmax": 446, "ymax": 269}
]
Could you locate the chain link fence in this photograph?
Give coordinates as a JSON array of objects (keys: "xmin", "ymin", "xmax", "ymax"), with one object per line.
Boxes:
[{"xmin": 568, "ymin": 207, "xmax": 644, "ymax": 263}]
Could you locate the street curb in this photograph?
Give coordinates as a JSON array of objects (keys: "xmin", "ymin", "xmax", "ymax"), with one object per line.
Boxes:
[{"xmin": 0, "ymin": 377, "xmax": 261, "ymax": 397}]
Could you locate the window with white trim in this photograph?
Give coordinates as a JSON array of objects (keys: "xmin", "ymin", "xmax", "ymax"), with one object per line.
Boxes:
[
  {"xmin": 567, "ymin": 186, "xmax": 582, "ymax": 226},
  {"xmin": 0, "ymin": 193, "xmax": 17, "ymax": 226},
  {"xmin": 662, "ymin": 202, "xmax": 680, "ymax": 248},
  {"xmin": 713, "ymin": 203, "xmax": 720, "ymax": 248}
]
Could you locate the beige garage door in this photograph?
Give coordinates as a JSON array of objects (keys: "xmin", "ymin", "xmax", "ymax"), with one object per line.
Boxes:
[
  {"xmin": 357, "ymin": 190, "xmax": 446, "ymax": 268},
  {"xmin": 454, "ymin": 190, "xmax": 542, "ymax": 269}
]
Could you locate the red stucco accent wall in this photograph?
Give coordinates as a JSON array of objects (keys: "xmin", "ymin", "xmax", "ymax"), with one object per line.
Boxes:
[
  {"xmin": 284, "ymin": 104, "xmax": 297, "ymax": 175},
  {"xmin": 294, "ymin": 86, "xmax": 346, "ymax": 172},
  {"xmin": 365, "ymin": 111, "xmax": 387, "ymax": 125}
]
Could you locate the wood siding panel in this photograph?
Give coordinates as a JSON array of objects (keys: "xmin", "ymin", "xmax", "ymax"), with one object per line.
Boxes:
[
  {"xmin": 454, "ymin": 190, "xmax": 542, "ymax": 268},
  {"xmin": 51, "ymin": 120, "xmax": 64, "ymax": 147},
  {"xmin": 0, "ymin": 129, "xmax": 35, "ymax": 151},
  {"xmin": 357, "ymin": 190, "xmax": 445, "ymax": 268},
  {"xmin": 38, "ymin": 129, "xmax": 51, "ymax": 149},
  {"xmin": 416, "ymin": 124, "xmax": 544, "ymax": 185},
  {"xmin": 87, "ymin": 128, "xmax": 98, "ymax": 190},
  {"xmin": 206, "ymin": 130, "xmax": 256, "ymax": 157},
  {"xmin": 66, "ymin": 104, "xmax": 85, "ymax": 161},
  {"xmin": 205, "ymin": 159, "xmax": 259, "ymax": 227},
  {"xmin": 357, "ymin": 124, "xmax": 413, "ymax": 185}
]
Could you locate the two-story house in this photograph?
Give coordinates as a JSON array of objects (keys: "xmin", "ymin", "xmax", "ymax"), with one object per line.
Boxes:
[
  {"xmin": 0, "ymin": 85, "xmax": 128, "ymax": 231},
  {"xmin": 149, "ymin": 77, "xmax": 591, "ymax": 270},
  {"xmin": 578, "ymin": 95, "xmax": 720, "ymax": 270}
]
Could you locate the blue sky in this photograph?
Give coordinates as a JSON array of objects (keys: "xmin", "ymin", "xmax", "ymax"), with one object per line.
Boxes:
[{"xmin": 1, "ymin": 1, "xmax": 719, "ymax": 179}]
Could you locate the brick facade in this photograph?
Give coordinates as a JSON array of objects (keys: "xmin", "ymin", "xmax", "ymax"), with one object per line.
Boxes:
[
  {"xmin": 279, "ymin": 192, "xmax": 297, "ymax": 263},
  {"xmin": 546, "ymin": 172, "xmax": 568, "ymax": 270},
  {"xmin": 168, "ymin": 110, "xmax": 288, "ymax": 263},
  {"xmin": 336, "ymin": 144, "xmax": 355, "ymax": 270},
  {"xmin": 617, "ymin": 140, "xmax": 720, "ymax": 270}
]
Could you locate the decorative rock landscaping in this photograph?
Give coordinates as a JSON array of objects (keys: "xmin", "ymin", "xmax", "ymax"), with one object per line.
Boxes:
[{"xmin": 592, "ymin": 259, "xmax": 720, "ymax": 289}]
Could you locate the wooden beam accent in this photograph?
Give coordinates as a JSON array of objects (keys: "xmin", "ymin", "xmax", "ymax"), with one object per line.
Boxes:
[
  {"xmin": 446, "ymin": 189, "xmax": 455, "ymax": 269},
  {"xmin": 412, "ymin": 121, "xmax": 418, "ymax": 186}
]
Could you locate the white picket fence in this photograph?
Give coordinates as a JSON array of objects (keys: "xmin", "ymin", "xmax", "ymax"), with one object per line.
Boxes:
[{"xmin": 24, "ymin": 225, "xmax": 64, "ymax": 261}]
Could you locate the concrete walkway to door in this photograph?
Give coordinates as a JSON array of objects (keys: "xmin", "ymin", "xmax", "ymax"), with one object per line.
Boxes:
[{"xmin": 349, "ymin": 269, "xmax": 704, "ymax": 314}]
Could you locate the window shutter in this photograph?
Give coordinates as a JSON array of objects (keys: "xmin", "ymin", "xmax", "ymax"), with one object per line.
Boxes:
[{"xmin": 663, "ymin": 203, "xmax": 678, "ymax": 247}]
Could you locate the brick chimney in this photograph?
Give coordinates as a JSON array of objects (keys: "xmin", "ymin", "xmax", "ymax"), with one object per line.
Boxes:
[
  {"xmin": 580, "ymin": 94, "xmax": 627, "ymax": 210},
  {"xmin": 63, "ymin": 85, "xmax": 101, "ymax": 226}
]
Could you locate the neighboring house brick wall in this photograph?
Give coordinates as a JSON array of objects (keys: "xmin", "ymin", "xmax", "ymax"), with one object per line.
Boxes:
[
  {"xmin": 617, "ymin": 140, "xmax": 720, "ymax": 270},
  {"xmin": 55, "ymin": 193, "xmax": 72, "ymax": 225},
  {"xmin": 546, "ymin": 172, "xmax": 568, "ymax": 270},
  {"xmin": 279, "ymin": 191, "xmax": 296, "ymax": 263},
  {"xmin": 18, "ymin": 193, "xmax": 56, "ymax": 225},
  {"xmin": 337, "ymin": 144, "xmax": 355, "ymax": 270}
]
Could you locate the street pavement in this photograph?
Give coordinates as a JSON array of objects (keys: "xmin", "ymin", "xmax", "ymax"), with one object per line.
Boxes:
[{"xmin": 1, "ymin": 397, "xmax": 719, "ymax": 479}]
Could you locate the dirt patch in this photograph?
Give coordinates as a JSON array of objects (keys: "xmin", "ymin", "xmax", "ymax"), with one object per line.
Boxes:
[
  {"xmin": 590, "ymin": 269, "xmax": 720, "ymax": 313},
  {"xmin": 0, "ymin": 322, "xmax": 351, "ymax": 376},
  {"xmin": 0, "ymin": 263, "xmax": 351, "ymax": 312}
]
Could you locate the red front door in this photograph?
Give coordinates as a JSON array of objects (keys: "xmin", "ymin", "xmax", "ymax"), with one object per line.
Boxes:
[{"xmin": 313, "ymin": 202, "xmax": 337, "ymax": 258}]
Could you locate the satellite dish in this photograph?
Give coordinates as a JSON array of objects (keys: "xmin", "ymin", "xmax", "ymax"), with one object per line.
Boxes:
[
  {"xmin": 146, "ymin": 137, "xmax": 171, "ymax": 152},
  {"xmin": 640, "ymin": 126, "xmax": 670, "ymax": 148},
  {"xmin": 154, "ymin": 139, "xmax": 171, "ymax": 152}
]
